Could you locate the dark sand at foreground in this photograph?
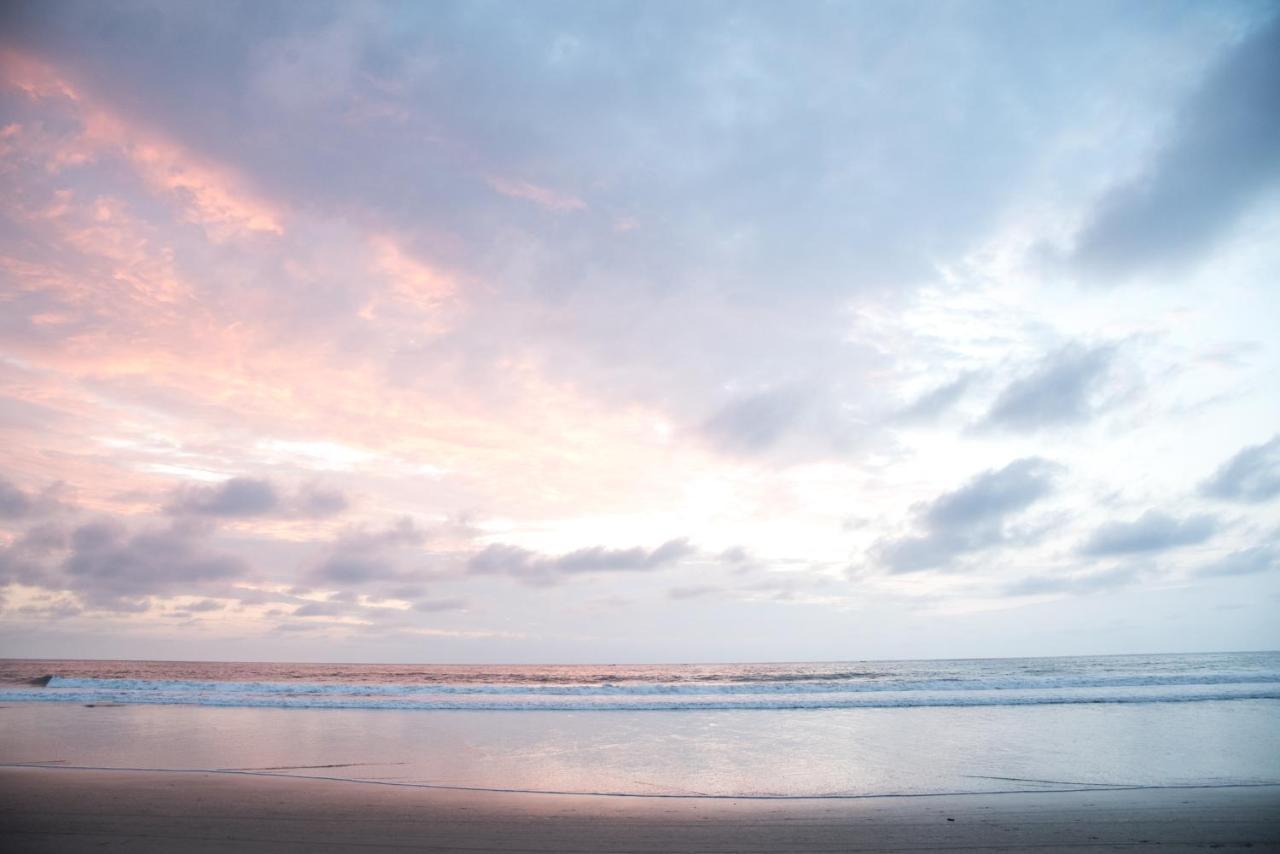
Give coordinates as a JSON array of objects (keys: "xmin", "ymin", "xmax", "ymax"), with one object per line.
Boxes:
[{"xmin": 1, "ymin": 767, "xmax": 1278, "ymax": 852}]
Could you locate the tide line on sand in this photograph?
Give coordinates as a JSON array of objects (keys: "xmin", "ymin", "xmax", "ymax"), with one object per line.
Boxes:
[{"xmin": 2, "ymin": 762, "xmax": 1279, "ymax": 801}]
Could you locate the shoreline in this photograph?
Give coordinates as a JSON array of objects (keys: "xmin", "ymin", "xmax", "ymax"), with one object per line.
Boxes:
[
  {"xmin": 3, "ymin": 767, "xmax": 1279, "ymax": 852},
  {"xmin": 3, "ymin": 761, "xmax": 1280, "ymax": 801}
]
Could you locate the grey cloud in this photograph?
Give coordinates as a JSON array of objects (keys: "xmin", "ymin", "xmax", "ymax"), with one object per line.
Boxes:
[
  {"xmin": 383, "ymin": 584, "xmax": 427, "ymax": 601},
  {"xmin": 306, "ymin": 517, "xmax": 428, "ymax": 587},
  {"xmin": 1071, "ymin": 17, "xmax": 1280, "ymax": 277},
  {"xmin": 297, "ymin": 484, "xmax": 350, "ymax": 517},
  {"xmin": 0, "ymin": 522, "xmax": 77, "ymax": 589},
  {"xmin": 556, "ymin": 539, "xmax": 693, "ymax": 573},
  {"xmin": 719, "ymin": 546, "xmax": 758, "ymax": 574},
  {"xmin": 877, "ymin": 458, "xmax": 1059, "ymax": 573},
  {"xmin": 469, "ymin": 538, "xmax": 694, "ymax": 586},
  {"xmin": 332, "ymin": 517, "xmax": 426, "ymax": 553},
  {"xmin": 1079, "ymin": 510, "xmax": 1218, "ymax": 557},
  {"xmin": 878, "ymin": 532, "xmax": 1002, "ymax": 575},
  {"xmin": 1197, "ymin": 543, "xmax": 1276, "ymax": 577},
  {"xmin": 896, "ymin": 375, "xmax": 974, "ymax": 424},
  {"xmin": 272, "ymin": 621, "xmax": 330, "ymax": 633},
  {"xmin": 0, "ymin": 532, "xmax": 57, "ymax": 588},
  {"xmin": 1004, "ymin": 564, "xmax": 1146, "ymax": 596},
  {"xmin": 413, "ymin": 597, "xmax": 468, "ymax": 613},
  {"xmin": 701, "ymin": 386, "xmax": 811, "ymax": 454},
  {"xmin": 167, "ymin": 478, "xmax": 278, "ymax": 517},
  {"xmin": 292, "ymin": 600, "xmax": 349, "ymax": 618},
  {"xmin": 57, "ymin": 519, "xmax": 248, "ymax": 611},
  {"xmin": 984, "ymin": 344, "xmax": 1117, "ymax": 431},
  {"xmin": 1201, "ymin": 434, "xmax": 1280, "ymax": 503},
  {"xmin": 668, "ymin": 585, "xmax": 722, "ymax": 600},
  {"xmin": 16, "ymin": 522, "xmax": 69, "ymax": 553},
  {"xmin": 167, "ymin": 477, "xmax": 348, "ymax": 519},
  {"xmin": 0, "ymin": 476, "xmax": 33, "ymax": 518},
  {"xmin": 0, "ymin": 476, "xmax": 65, "ymax": 519},
  {"xmin": 310, "ymin": 556, "xmax": 397, "ymax": 585},
  {"xmin": 17, "ymin": 600, "xmax": 84, "ymax": 619},
  {"xmin": 187, "ymin": 598, "xmax": 226, "ymax": 612},
  {"xmin": 925, "ymin": 459, "xmax": 1059, "ymax": 529}
]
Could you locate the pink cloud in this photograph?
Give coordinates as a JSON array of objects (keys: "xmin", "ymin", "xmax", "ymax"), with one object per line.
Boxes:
[
  {"xmin": 362, "ymin": 234, "xmax": 460, "ymax": 324},
  {"xmin": 486, "ymin": 176, "xmax": 587, "ymax": 212},
  {"xmin": 1, "ymin": 48, "xmax": 284, "ymax": 240}
]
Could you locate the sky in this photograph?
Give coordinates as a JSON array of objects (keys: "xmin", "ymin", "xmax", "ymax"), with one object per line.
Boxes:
[{"xmin": 1, "ymin": 0, "xmax": 1278, "ymax": 664}]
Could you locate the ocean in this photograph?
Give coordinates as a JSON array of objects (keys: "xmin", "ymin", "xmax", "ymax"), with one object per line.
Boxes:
[{"xmin": 2, "ymin": 652, "xmax": 1278, "ymax": 797}]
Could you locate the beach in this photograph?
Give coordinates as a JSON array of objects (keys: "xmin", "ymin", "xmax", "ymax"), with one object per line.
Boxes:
[
  {"xmin": 3, "ymin": 766, "xmax": 1278, "ymax": 852},
  {"xmin": 3, "ymin": 655, "xmax": 1279, "ymax": 851}
]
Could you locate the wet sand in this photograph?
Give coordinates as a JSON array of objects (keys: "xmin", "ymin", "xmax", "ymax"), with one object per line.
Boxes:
[{"xmin": 1, "ymin": 767, "xmax": 1278, "ymax": 852}]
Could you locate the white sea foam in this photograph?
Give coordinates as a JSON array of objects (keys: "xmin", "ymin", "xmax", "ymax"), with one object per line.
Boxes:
[
  {"xmin": 3, "ymin": 652, "xmax": 1278, "ymax": 711},
  {"xmin": 1, "ymin": 676, "xmax": 1278, "ymax": 711}
]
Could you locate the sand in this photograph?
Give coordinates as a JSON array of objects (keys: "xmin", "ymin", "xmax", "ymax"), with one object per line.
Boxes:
[{"xmin": 2, "ymin": 766, "xmax": 1278, "ymax": 852}]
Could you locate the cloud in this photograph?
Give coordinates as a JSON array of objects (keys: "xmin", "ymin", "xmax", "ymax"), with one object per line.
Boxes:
[
  {"xmin": 667, "ymin": 585, "xmax": 722, "ymax": 600},
  {"xmin": 296, "ymin": 484, "xmax": 350, "ymax": 517},
  {"xmin": 0, "ymin": 475, "xmax": 64, "ymax": 519},
  {"xmin": 1070, "ymin": 17, "xmax": 1280, "ymax": 277},
  {"xmin": 0, "ymin": 522, "xmax": 66, "ymax": 587},
  {"xmin": 0, "ymin": 476, "xmax": 33, "ymax": 518},
  {"xmin": 718, "ymin": 546, "xmax": 758, "ymax": 574},
  {"xmin": 1197, "ymin": 543, "xmax": 1277, "ymax": 577},
  {"xmin": 1079, "ymin": 510, "xmax": 1218, "ymax": 557},
  {"xmin": 924, "ymin": 459, "xmax": 1059, "ymax": 529},
  {"xmin": 329, "ymin": 517, "xmax": 426, "ymax": 553},
  {"xmin": 309, "ymin": 556, "xmax": 398, "ymax": 585},
  {"xmin": 895, "ymin": 374, "xmax": 974, "ymax": 424},
  {"xmin": 292, "ymin": 600, "xmax": 349, "ymax": 618},
  {"xmin": 1, "ymin": 4, "xmax": 1275, "ymax": 657},
  {"xmin": 167, "ymin": 478, "xmax": 278, "ymax": 517},
  {"xmin": 413, "ymin": 597, "xmax": 467, "ymax": 613},
  {"xmin": 307, "ymin": 517, "xmax": 428, "ymax": 586},
  {"xmin": 701, "ymin": 386, "xmax": 811, "ymax": 454},
  {"xmin": 56, "ymin": 519, "xmax": 248, "ymax": 611},
  {"xmin": 876, "ymin": 458, "xmax": 1059, "ymax": 573},
  {"xmin": 0, "ymin": 46, "xmax": 283, "ymax": 241},
  {"xmin": 1201, "ymin": 434, "xmax": 1280, "ymax": 503},
  {"xmin": 1004, "ymin": 564, "xmax": 1145, "ymax": 596},
  {"xmin": 983, "ymin": 344, "xmax": 1117, "ymax": 431},
  {"xmin": 487, "ymin": 176, "xmax": 586, "ymax": 212},
  {"xmin": 167, "ymin": 477, "xmax": 348, "ymax": 518},
  {"xmin": 17, "ymin": 600, "xmax": 84, "ymax": 620},
  {"xmin": 469, "ymin": 538, "xmax": 694, "ymax": 586}
]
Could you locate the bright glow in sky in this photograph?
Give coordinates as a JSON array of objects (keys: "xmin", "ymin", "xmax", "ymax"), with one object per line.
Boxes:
[{"xmin": 1, "ymin": 1, "xmax": 1278, "ymax": 663}]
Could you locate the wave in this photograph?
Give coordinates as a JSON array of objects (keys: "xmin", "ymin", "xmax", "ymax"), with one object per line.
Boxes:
[
  {"xmin": 30, "ymin": 671, "xmax": 1280, "ymax": 696},
  {"xmin": 2, "ymin": 679, "xmax": 1278, "ymax": 711},
  {"xmin": 4, "ymin": 653, "xmax": 1278, "ymax": 712}
]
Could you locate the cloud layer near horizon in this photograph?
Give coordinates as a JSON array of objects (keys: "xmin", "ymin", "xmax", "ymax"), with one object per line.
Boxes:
[{"xmin": 1, "ymin": 1, "xmax": 1278, "ymax": 661}]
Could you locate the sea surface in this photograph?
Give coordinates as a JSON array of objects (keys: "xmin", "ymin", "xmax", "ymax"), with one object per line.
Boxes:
[
  {"xmin": 2, "ymin": 652, "xmax": 1278, "ymax": 797},
  {"xmin": 3, "ymin": 651, "xmax": 1279, "ymax": 711}
]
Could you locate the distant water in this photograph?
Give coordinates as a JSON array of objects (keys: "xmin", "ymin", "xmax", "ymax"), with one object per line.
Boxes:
[
  {"xmin": 2, "ymin": 653, "xmax": 1278, "ymax": 797},
  {"xmin": 1, "ymin": 651, "xmax": 1278, "ymax": 711}
]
